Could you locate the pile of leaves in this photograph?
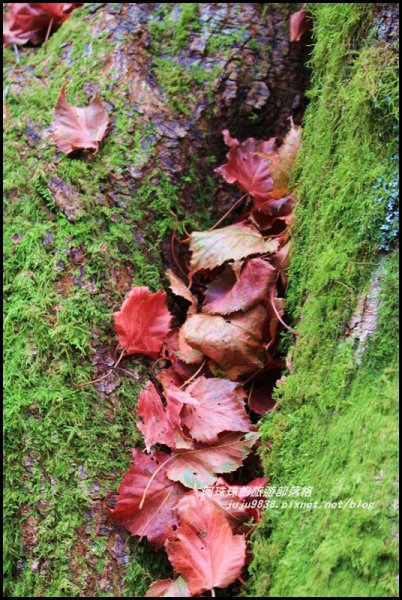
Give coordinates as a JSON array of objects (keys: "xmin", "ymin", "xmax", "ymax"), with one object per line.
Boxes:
[
  {"xmin": 3, "ymin": 3, "xmax": 82, "ymax": 46},
  {"xmin": 104, "ymin": 120, "xmax": 301, "ymax": 596}
]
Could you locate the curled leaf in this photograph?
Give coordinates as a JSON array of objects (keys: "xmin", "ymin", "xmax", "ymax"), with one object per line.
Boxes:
[
  {"xmin": 290, "ymin": 7, "xmax": 312, "ymax": 43},
  {"xmin": 256, "ymin": 118, "xmax": 302, "ymax": 198},
  {"xmin": 114, "ymin": 287, "xmax": 172, "ymax": 358},
  {"xmin": 165, "ymin": 493, "xmax": 246, "ymax": 595},
  {"xmin": 166, "ymin": 269, "xmax": 197, "ymax": 315},
  {"xmin": 52, "ymin": 84, "xmax": 110, "ymax": 155},
  {"xmin": 215, "ymin": 130, "xmax": 276, "ymax": 202}
]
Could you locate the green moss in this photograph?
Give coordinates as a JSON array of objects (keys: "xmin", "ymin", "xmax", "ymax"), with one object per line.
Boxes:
[
  {"xmin": 3, "ymin": 5, "xmax": 214, "ymax": 597},
  {"xmin": 147, "ymin": 3, "xmax": 254, "ymax": 116},
  {"xmin": 248, "ymin": 4, "xmax": 399, "ymax": 597}
]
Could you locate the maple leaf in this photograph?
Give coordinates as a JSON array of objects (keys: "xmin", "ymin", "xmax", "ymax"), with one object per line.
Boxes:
[
  {"xmin": 145, "ymin": 577, "xmax": 190, "ymax": 597},
  {"xmin": 166, "ymin": 269, "xmax": 197, "ymax": 315},
  {"xmin": 177, "ymin": 376, "xmax": 252, "ymax": 443},
  {"xmin": 203, "ymin": 258, "xmax": 277, "ymax": 315},
  {"xmin": 215, "ymin": 130, "xmax": 276, "ymax": 202},
  {"xmin": 3, "ymin": 3, "xmax": 81, "ymax": 46},
  {"xmin": 52, "ymin": 84, "xmax": 110, "ymax": 155},
  {"xmin": 114, "ymin": 287, "xmax": 172, "ymax": 359},
  {"xmin": 290, "ymin": 7, "xmax": 312, "ymax": 43},
  {"xmin": 189, "ymin": 222, "xmax": 278, "ymax": 276},
  {"xmin": 165, "ymin": 493, "xmax": 246, "ymax": 595},
  {"xmin": 181, "ymin": 305, "xmax": 267, "ymax": 375},
  {"xmin": 166, "ymin": 432, "xmax": 260, "ymax": 489},
  {"xmin": 137, "ymin": 381, "xmax": 192, "ymax": 451},
  {"xmin": 107, "ymin": 449, "xmax": 185, "ymax": 548}
]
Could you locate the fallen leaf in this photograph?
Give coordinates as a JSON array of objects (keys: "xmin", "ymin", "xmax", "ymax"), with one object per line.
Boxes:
[
  {"xmin": 3, "ymin": 3, "xmax": 82, "ymax": 46},
  {"xmin": 165, "ymin": 493, "xmax": 246, "ymax": 595},
  {"xmin": 114, "ymin": 287, "xmax": 172, "ymax": 359},
  {"xmin": 162, "ymin": 329, "xmax": 204, "ymax": 366},
  {"xmin": 137, "ymin": 381, "xmax": 192, "ymax": 451},
  {"xmin": 192, "ymin": 477, "xmax": 267, "ymax": 532},
  {"xmin": 145, "ymin": 577, "xmax": 190, "ymax": 597},
  {"xmin": 178, "ymin": 376, "xmax": 252, "ymax": 443},
  {"xmin": 255, "ymin": 119, "xmax": 302, "ymax": 198},
  {"xmin": 215, "ymin": 130, "xmax": 276, "ymax": 202},
  {"xmin": 166, "ymin": 269, "xmax": 197, "ymax": 314},
  {"xmin": 166, "ymin": 432, "xmax": 260, "ymax": 489},
  {"xmin": 290, "ymin": 7, "xmax": 312, "ymax": 42},
  {"xmin": 189, "ymin": 222, "xmax": 278, "ymax": 276},
  {"xmin": 107, "ymin": 449, "xmax": 185, "ymax": 548},
  {"xmin": 203, "ymin": 258, "xmax": 277, "ymax": 315},
  {"xmin": 52, "ymin": 84, "xmax": 110, "ymax": 155},
  {"xmin": 181, "ymin": 305, "xmax": 267, "ymax": 374}
]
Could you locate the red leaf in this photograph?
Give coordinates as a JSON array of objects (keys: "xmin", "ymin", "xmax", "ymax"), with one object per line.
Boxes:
[
  {"xmin": 165, "ymin": 493, "xmax": 246, "ymax": 595},
  {"xmin": 290, "ymin": 7, "xmax": 312, "ymax": 43},
  {"xmin": 166, "ymin": 432, "xmax": 260, "ymax": 489},
  {"xmin": 178, "ymin": 376, "xmax": 252, "ymax": 443},
  {"xmin": 215, "ymin": 130, "xmax": 276, "ymax": 202},
  {"xmin": 137, "ymin": 381, "xmax": 192, "ymax": 451},
  {"xmin": 181, "ymin": 305, "xmax": 267, "ymax": 376},
  {"xmin": 202, "ymin": 258, "xmax": 277, "ymax": 315},
  {"xmin": 52, "ymin": 84, "xmax": 110, "ymax": 155},
  {"xmin": 107, "ymin": 449, "xmax": 185, "ymax": 548},
  {"xmin": 145, "ymin": 577, "xmax": 190, "ymax": 597},
  {"xmin": 3, "ymin": 3, "xmax": 82, "ymax": 46},
  {"xmin": 157, "ymin": 366, "xmax": 185, "ymax": 393},
  {"xmin": 114, "ymin": 287, "xmax": 172, "ymax": 359}
]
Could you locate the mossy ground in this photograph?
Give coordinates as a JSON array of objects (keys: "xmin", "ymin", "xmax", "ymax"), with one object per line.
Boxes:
[{"xmin": 248, "ymin": 4, "xmax": 399, "ymax": 597}]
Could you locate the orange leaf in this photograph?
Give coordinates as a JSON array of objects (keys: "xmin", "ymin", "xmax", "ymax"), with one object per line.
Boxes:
[{"xmin": 52, "ymin": 84, "xmax": 109, "ymax": 155}]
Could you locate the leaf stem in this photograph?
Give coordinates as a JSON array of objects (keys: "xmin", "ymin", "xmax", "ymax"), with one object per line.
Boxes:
[
  {"xmin": 44, "ymin": 18, "xmax": 54, "ymax": 44},
  {"xmin": 179, "ymin": 359, "xmax": 207, "ymax": 390},
  {"xmin": 270, "ymin": 291, "xmax": 300, "ymax": 337},
  {"xmin": 75, "ymin": 349, "xmax": 126, "ymax": 389},
  {"xmin": 169, "ymin": 211, "xmax": 189, "ymax": 280},
  {"xmin": 208, "ymin": 193, "xmax": 248, "ymax": 232}
]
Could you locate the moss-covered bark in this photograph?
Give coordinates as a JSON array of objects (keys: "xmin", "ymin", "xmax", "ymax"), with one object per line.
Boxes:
[
  {"xmin": 3, "ymin": 3, "xmax": 309, "ymax": 597},
  {"xmin": 248, "ymin": 4, "xmax": 399, "ymax": 597}
]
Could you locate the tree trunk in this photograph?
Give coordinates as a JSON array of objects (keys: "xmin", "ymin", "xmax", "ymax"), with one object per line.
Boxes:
[{"xmin": 4, "ymin": 3, "xmax": 309, "ymax": 597}]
